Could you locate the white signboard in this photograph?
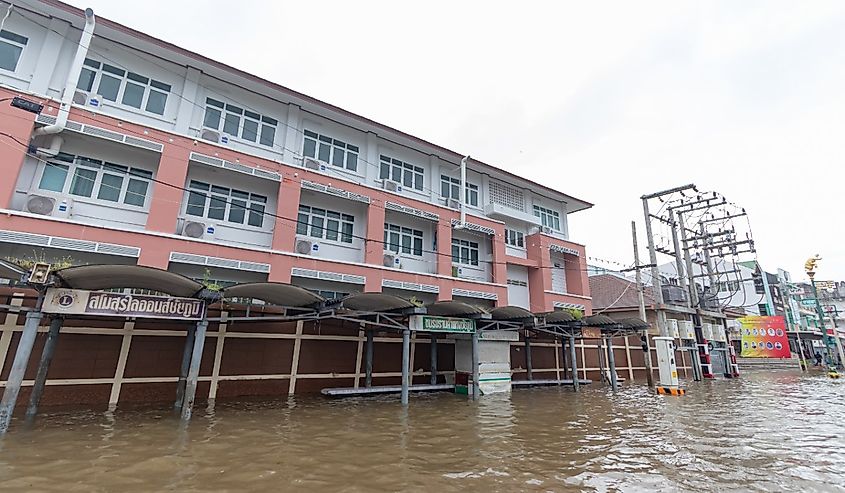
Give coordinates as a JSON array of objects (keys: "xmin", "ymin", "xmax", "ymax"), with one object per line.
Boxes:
[{"xmin": 42, "ymin": 288, "xmax": 204, "ymax": 320}]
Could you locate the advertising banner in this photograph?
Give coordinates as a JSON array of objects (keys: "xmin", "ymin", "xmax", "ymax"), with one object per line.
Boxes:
[
  {"xmin": 43, "ymin": 288, "xmax": 205, "ymax": 320},
  {"xmin": 739, "ymin": 315, "xmax": 789, "ymax": 358}
]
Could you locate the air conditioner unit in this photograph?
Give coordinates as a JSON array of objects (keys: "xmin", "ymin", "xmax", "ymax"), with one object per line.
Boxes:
[
  {"xmin": 383, "ymin": 252, "xmax": 400, "ymax": 268},
  {"xmin": 25, "ymin": 194, "xmax": 72, "ymax": 218},
  {"xmin": 72, "ymin": 90, "xmax": 103, "ymax": 108},
  {"xmin": 296, "ymin": 238, "xmax": 317, "ymax": 255},
  {"xmin": 200, "ymin": 128, "xmax": 229, "ymax": 144},
  {"xmin": 667, "ymin": 319, "xmax": 680, "ymax": 338},
  {"xmin": 382, "ymin": 179, "xmax": 402, "ymax": 193},
  {"xmin": 447, "ymin": 198, "xmax": 461, "ymax": 209},
  {"xmin": 678, "ymin": 320, "xmax": 696, "ymax": 340},
  {"xmin": 451, "ymin": 265, "xmax": 460, "ymax": 277},
  {"xmin": 712, "ymin": 325, "xmax": 726, "ymax": 342},
  {"xmin": 303, "ymin": 157, "xmax": 325, "ymax": 171},
  {"xmin": 181, "ymin": 221, "xmax": 214, "ymax": 239},
  {"xmin": 540, "ymin": 226, "xmax": 553, "ymax": 234}
]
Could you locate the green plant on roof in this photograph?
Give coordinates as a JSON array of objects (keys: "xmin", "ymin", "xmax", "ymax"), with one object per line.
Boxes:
[
  {"xmin": 563, "ymin": 307, "xmax": 584, "ymax": 320},
  {"xmin": 201, "ymin": 268, "xmax": 222, "ymax": 292},
  {"xmin": 5, "ymin": 251, "xmax": 75, "ymax": 270}
]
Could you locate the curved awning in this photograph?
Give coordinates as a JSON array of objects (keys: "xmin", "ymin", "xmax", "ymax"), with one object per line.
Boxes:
[
  {"xmin": 581, "ymin": 314, "xmax": 620, "ymax": 327},
  {"xmin": 545, "ymin": 310, "xmax": 578, "ymax": 324},
  {"xmin": 620, "ymin": 317, "xmax": 650, "ymax": 330},
  {"xmin": 490, "ymin": 306, "xmax": 534, "ymax": 321},
  {"xmin": 54, "ymin": 265, "xmax": 204, "ymax": 298},
  {"xmin": 425, "ymin": 301, "xmax": 488, "ymax": 318},
  {"xmin": 340, "ymin": 293, "xmax": 418, "ymax": 313},
  {"xmin": 224, "ymin": 282, "xmax": 324, "ymax": 308},
  {"xmin": 0, "ymin": 259, "xmax": 26, "ymax": 281}
]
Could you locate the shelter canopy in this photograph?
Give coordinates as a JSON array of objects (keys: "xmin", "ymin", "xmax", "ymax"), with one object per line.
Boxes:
[
  {"xmin": 54, "ymin": 265, "xmax": 204, "ymax": 298},
  {"xmin": 0, "ymin": 259, "xmax": 26, "ymax": 281},
  {"xmin": 224, "ymin": 282, "xmax": 324, "ymax": 308},
  {"xmin": 425, "ymin": 301, "xmax": 489, "ymax": 318}
]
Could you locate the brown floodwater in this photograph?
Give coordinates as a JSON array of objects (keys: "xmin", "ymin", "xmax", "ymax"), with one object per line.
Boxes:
[{"xmin": 1, "ymin": 372, "xmax": 844, "ymax": 492}]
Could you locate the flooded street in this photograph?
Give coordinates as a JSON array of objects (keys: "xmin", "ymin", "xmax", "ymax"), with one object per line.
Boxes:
[{"xmin": 1, "ymin": 372, "xmax": 844, "ymax": 492}]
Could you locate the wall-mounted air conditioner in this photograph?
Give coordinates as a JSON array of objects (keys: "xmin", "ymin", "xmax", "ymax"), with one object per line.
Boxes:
[
  {"xmin": 200, "ymin": 128, "xmax": 229, "ymax": 144},
  {"xmin": 181, "ymin": 220, "xmax": 214, "ymax": 239},
  {"xmin": 303, "ymin": 158, "xmax": 325, "ymax": 171},
  {"xmin": 667, "ymin": 319, "xmax": 680, "ymax": 338},
  {"xmin": 711, "ymin": 325, "xmax": 726, "ymax": 342},
  {"xmin": 25, "ymin": 194, "xmax": 72, "ymax": 219},
  {"xmin": 447, "ymin": 198, "xmax": 461, "ymax": 210},
  {"xmin": 72, "ymin": 90, "xmax": 103, "ymax": 108},
  {"xmin": 540, "ymin": 226, "xmax": 553, "ymax": 234},
  {"xmin": 383, "ymin": 252, "xmax": 400, "ymax": 268},
  {"xmin": 678, "ymin": 320, "xmax": 696, "ymax": 340},
  {"xmin": 701, "ymin": 323, "xmax": 714, "ymax": 341},
  {"xmin": 296, "ymin": 238, "xmax": 318, "ymax": 255},
  {"xmin": 382, "ymin": 179, "xmax": 402, "ymax": 193}
]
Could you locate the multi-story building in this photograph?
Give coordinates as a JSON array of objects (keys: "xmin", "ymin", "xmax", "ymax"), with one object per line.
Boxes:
[{"xmin": 0, "ymin": 1, "xmax": 592, "ymax": 314}]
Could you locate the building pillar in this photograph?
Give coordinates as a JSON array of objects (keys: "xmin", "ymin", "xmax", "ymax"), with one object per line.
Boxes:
[
  {"xmin": 281, "ymin": 104, "xmax": 301, "ymax": 165},
  {"xmin": 401, "ymin": 328, "xmax": 410, "ymax": 405},
  {"xmin": 174, "ymin": 325, "xmax": 196, "ymax": 411},
  {"xmin": 491, "ymin": 228, "xmax": 508, "ymax": 305},
  {"xmin": 174, "ymin": 67, "xmax": 201, "ymax": 134},
  {"xmin": 146, "ymin": 143, "xmax": 191, "ymax": 235},
  {"xmin": 569, "ymin": 335, "xmax": 579, "ymax": 391},
  {"xmin": 30, "ymin": 18, "xmax": 69, "ymax": 95},
  {"xmin": 527, "ymin": 233, "xmax": 552, "ymax": 313},
  {"xmin": 430, "ymin": 334, "xmax": 438, "ymax": 385},
  {"xmin": 271, "ymin": 176, "xmax": 302, "ymax": 253},
  {"xmin": 471, "ymin": 330, "xmax": 480, "ymax": 400},
  {"xmin": 25, "ymin": 316, "xmax": 64, "ymax": 419},
  {"xmin": 181, "ymin": 320, "xmax": 208, "ymax": 420},
  {"xmin": 0, "ymin": 310, "xmax": 43, "ymax": 433},
  {"xmin": 364, "ymin": 200, "xmax": 386, "ymax": 291},
  {"xmin": 0, "ymin": 99, "xmax": 37, "ymax": 209},
  {"xmin": 524, "ymin": 334, "xmax": 533, "ymax": 380},
  {"xmin": 365, "ymin": 329, "xmax": 374, "ymax": 388},
  {"xmin": 606, "ymin": 336, "xmax": 619, "ymax": 392}
]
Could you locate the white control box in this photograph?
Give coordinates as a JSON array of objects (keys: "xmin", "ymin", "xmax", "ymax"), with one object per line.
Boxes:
[
  {"xmin": 667, "ymin": 319, "xmax": 680, "ymax": 338},
  {"xmin": 702, "ymin": 323, "xmax": 714, "ymax": 341},
  {"xmin": 654, "ymin": 336, "xmax": 679, "ymax": 387}
]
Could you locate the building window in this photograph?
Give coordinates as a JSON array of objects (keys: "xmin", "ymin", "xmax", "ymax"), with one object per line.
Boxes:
[
  {"xmin": 76, "ymin": 58, "xmax": 171, "ymax": 115},
  {"xmin": 202, "ymin": 98, "xmax": 277, "ymax": 147},
  {"xmin": 452, "ymin": 238, "xmax": 479, "ymax": 266},
  {"xmin": 185, "ymin": 180, "xmax": 267, "ymax": 228},
  {"xmin": 314, "ymin": 289, "xmax": 349, "ymax": 300},
  {"xmin": 0, "ymin": 30, "xmax": 27, "ymax": 72},
  {"xmin": 37, "ymin": 153, "xmax": 153, "ymax": 208},
  {"xmin": 440, "ymin": 175, "xmax": 478, "ymax": 206},
  {"xmin": 533, "ymin": 205, "xmax": 561, "ymax": 231},
  {"xmin": 296, "ymin": 205, "xmax": 353, "ymax": 243},
  {"xmin": 379, "ymin": 155, "xmax": 423, "ymax": 191},
  {"xmin": 303, "ymin": 130, "xmax": 358, "ymax": 171},
  {"xmin": 758, "ymin": 303, "xmax": 769, "ymax": 316},
  {"xmin": 505, "ymin": 229, "xmax": 524, "ymax": 248},
  {"xmin": 384, "ymin": 223, "xmax": 423, "ymax": 256}
]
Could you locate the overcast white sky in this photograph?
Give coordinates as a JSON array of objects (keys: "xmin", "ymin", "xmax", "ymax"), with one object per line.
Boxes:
[{"xmin": 66, "ymin": 0, "xmax": 845, "ymax": 282}]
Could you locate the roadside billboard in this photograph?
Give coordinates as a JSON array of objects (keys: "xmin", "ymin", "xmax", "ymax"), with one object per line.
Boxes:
[{"xmin": 739, "ymin": 316, "xmax": 790, "ymax": 358}]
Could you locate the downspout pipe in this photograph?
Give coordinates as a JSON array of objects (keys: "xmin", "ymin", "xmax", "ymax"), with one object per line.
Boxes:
[
  {"xmin": 33, "ymin": 8, "xmax": 95, "ymax": 155},
  {"xmin": 457, "ymin": 155, "xmax": 469, "ymax": 228}
]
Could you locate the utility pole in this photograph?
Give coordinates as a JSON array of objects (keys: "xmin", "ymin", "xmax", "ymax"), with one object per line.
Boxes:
[
  {"xmin": 632, "ymin": 220, "xmax": 655, "ymax": 387},
  {"xmin": 805, "ymin": 256, "xmax": 839, "ymax": 369},
  {"xmin": 641, "ymin": 198, "xmax": 668, "ymax": 338}
]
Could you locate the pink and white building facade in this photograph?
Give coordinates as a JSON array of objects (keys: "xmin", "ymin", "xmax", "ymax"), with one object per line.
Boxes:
[{"xmin": 0, "ymin": 0, "xmax": 593, "ymax": 314}]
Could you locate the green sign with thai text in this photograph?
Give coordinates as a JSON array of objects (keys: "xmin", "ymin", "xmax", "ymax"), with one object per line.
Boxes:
[{"xmin": 409, "ymin": 315, "xmax": 476, "ymax": 333}]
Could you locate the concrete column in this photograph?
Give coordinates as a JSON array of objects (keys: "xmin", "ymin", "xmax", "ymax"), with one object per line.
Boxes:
[
  {"xmin": 561, "ymin": 336, "xmax": 569, "ymax": 379},
  {"xmin": 597, "ymin": 336, "xmax": 606, "ymax": 383},
  {"xmin": 174, "ymin": 325, "xmax": 196, "ymax": 411},
  {"xmin": 365, "ymin": 329, "xmax": 374, "ymax": 388},
  {"xmin": 524, "ymin": 335, "xmax": 533, "ymax": 380},
  {"xmin": 491, "ymin": 228, "xmax": 508, "ymax": 300},
  {"xmin": 0, "ymin": 311, "xmax": 44, "ymax": 432},
  {"xmin": 436, "ymin": 222, "xmax": 453, "ymax": 278},
  {"xmin": 30, "ymin": 18, "xmax": 69, "ymax": 95},
  {"xmin": 145, "ymin": 143, "xmax": 192, "ymax": 236},
  {"xmin": 365, "ymin": 132, "xmax": 378, "ymax": 184},
  {"xmin": 25, "ymin": 316, "xmax": 64, "ymax": 419},
  {"xmin": 174, "ymin": 66, "xmax": 201, "ymax": 134},
  {"xmin": 606, "ymin": 336, "xmax": 619, "ymax": 392},
  {"xmin": 471, "ymin": 331, "xmax": 480, "ymax": 400},
  {"xmin": 281, "ymin": 104, "xmax": 301, "ymax": 165},
  {"xmin": 569, "ymin": 335, "xmax": 579, "ymax": 391},
  {"xmin": 271, "ymin": 176, "xmax": 302, "ymax": 253},
  {"xmin": 429, "ymin": 155, "xmax": 441, "ymax": 203},
  {"xmin": 364, "ymin": 199, "xmax": 387, "ymax": 280},
  {"xmin": 430, "ymin": 334, "xmax": 438, "ymax": 385},
  {"xmin": 0, "ymin": 97, "xmax": 37, "ymax": 208},
  {"xmin": 401, "ymin": 328, "xmax": 410, "ymax": 405},
  {"xmin": 181, "ymin": 320, "xmax": 208, "ymax": 420}
]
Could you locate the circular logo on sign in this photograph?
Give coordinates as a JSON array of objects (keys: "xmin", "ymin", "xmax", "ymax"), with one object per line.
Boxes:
[{"xmin": 51, "ymin": 290, "xmax": 78, "ymax": 311}]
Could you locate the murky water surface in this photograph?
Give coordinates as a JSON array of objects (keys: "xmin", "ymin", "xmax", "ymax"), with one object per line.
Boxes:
[{"xmin": 2, "ymin": 372, "xmax": 845, "ymax": 492}]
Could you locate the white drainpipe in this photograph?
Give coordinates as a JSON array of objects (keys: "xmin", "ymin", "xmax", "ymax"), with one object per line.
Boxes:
[
  {"xmin": 457, "ymin": 155, "xmax": 469, "ymax": 228},
  {"xmin": 34, "ymin": 8, "xmax": 95, "ymax": 156}
]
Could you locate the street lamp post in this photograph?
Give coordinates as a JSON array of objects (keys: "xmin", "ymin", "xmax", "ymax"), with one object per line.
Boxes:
[{"xmin": 805, "ymin": 256, "xmax": 840, "ymax": 369}]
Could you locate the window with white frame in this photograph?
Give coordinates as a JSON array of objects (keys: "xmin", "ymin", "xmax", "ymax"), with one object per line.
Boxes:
[
  {"xmin": 296, "ymin": 205, "xmax": 354, "ymax": 243},
  {"xmin": 533, "ymin": 205, "xmax": 561, "ymax": 231},
  {"xmin": 451, "ymin": 238, "xmax": 479, "ymax": 266},
  {"xmin": 0, "ymin": 30, "xmax": 27, "ymax": 72},
  {"xmin": 379, "ymin": 155, "xmax": 423, "ymax": 191},
  {"xmin": 440, "ymin": 175, "xmax": 479, "ymax": 206},
  {"xmin": 37, "ymin": 152, "xmax": 153, "ymax": 208},
  {"xmin": 384, "ymin": 223, "xmax": 423, "ymax": 256},
  {"xmin": 302, "ymin": 129, "xmax": 358, "ymax": 171},
  {"xmin": 202, "ymin": 98, "xmax": 277, "ymax": 147},
  {"xmin": 77, "ymin": 58, "xmax": 171, "ymax": 115},
  {"xmin": 185, "ymin": 180, "xmax": 267, "ymax": 228},
  {"xmin": 505, "ymin": 229, "xmax": 524, "ymax": 248}
]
